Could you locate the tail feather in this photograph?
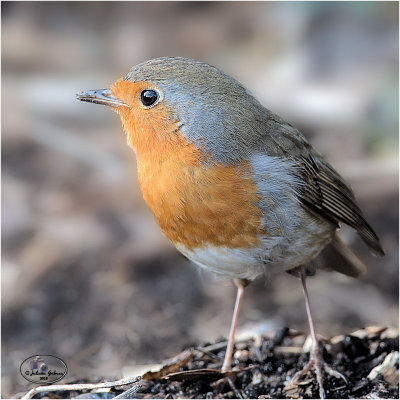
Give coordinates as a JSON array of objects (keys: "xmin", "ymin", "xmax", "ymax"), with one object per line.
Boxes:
[{"xmin": 311, "ymin": 233, "xmax": 367, "ymax": 278}]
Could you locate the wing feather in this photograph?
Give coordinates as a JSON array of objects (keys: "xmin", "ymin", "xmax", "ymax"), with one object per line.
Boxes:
[{"xmin": 296, "ymin": 155, "xmax": 384, "ymax": 255}]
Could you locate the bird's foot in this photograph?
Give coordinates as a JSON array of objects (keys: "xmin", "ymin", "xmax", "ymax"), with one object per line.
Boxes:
[{"xmin": 285, "ymin": 344, "xmax": 347, "ymax": 399}]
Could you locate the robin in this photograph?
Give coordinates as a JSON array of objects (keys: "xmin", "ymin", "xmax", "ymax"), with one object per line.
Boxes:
[{"xmin": 76, "ymin": 57, "xmax": 384, "ymax": 398}]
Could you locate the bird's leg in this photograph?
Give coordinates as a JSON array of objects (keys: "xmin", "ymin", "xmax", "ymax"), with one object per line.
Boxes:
[
  {"xmin": 288, "ymin": 266, "xmax": 347, "ymax": 399},
  {"xmin": 221, "ymin": 278, "xmax": 249, "ymax": 372},
  {"xmin": 298, "ymin": 265, "xmax": 325, "ymax": 397}
]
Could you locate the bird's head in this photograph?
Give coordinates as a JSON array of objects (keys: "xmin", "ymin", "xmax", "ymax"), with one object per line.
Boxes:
[{"xmin": 77, "ymin": 57, "xmax": 270, "ymax": 163}]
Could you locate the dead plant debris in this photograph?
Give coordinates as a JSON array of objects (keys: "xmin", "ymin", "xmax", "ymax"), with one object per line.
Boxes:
[{"xmin": 17, "ymin": 327, "xmax": 398, "ymax": 399}]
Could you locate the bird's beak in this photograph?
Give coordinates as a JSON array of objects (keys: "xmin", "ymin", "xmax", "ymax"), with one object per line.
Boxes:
[{"xmin": 76, "ymin": 89, "xmax": 128, "ymax": 108}]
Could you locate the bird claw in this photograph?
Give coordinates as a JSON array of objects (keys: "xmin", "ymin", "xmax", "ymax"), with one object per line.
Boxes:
[
  {"xmin": 285, "ymin": 346, "xmax": 347, "ymax": 399},
  {"xmin": 323, "ymin": 363, "xmax": 347, "ymax": 383}
]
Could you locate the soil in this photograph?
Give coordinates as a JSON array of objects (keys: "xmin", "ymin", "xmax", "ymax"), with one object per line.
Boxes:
[{"xmin": 17, "ymin": 327, "xmax": 398, "ymax": 399}]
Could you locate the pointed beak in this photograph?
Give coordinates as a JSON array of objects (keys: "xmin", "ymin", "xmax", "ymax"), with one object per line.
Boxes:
[{"xmin": 76, "ymin": 89, "xmax": 128, "ymax": 108}]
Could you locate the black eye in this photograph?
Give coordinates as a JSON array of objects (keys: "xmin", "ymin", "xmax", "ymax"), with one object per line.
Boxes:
[{"xmin": 140, "ymin": 89, "xmax": 159, "ymax": 107}]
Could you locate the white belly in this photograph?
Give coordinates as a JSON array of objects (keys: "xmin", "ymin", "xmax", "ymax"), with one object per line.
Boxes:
[
  {"xmin": 175, "ymin": 243, "xmax": 264, "ymax": 280},
  {"xmin": 175, "ymin": 221, "xmax": 334, "ymax": 281}
]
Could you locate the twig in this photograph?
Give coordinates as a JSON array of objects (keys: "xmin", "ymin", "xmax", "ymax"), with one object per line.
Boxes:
[
  {"xmin": 113, "ymin": 382, "xmax": 142, "ymax": 399},
  {"xmin": 195, "ymin": 348, "xmax": 223, "ymax": 362},
  {"xmin": 227, "ymin": 377, "xmax": 244, "ymax": 399},
  {"xmin": 198, "ymin": 341, "xmax": 228, "ymax": 353},
  {"xmin": 22, "ymin": 375, "xmax": 141, "ymax": 399}
]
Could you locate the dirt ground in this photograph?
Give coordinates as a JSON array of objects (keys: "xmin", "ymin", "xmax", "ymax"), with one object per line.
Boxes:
[{"xmin": 16, "ymin": 327, "xmax": 399, "ymax": 399}]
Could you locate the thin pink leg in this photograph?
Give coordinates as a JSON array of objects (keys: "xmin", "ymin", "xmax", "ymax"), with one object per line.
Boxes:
[
  {"xmin": 221, "ymin": 279, "xmax": 248, "ymax": 372},
  {"xmin": 287, "ymin": 266, "xmax": 347, "ymax": 399},
  {"xmin": 299, "ymin": 267, "xmax": 325, "ymax": 398},
  {"xmin": 299, "ymin": 267, "xmax": 320, "ymax": 351}
]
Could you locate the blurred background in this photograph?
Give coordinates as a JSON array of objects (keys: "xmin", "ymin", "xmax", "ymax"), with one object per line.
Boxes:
[{"xmin": 2, "ymin": 1, "xmax": 398, "ymax": 397}]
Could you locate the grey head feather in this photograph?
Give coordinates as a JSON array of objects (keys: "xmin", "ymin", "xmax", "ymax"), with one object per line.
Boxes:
[{"xmin": 124, "ymin": 57, "xmax": 297, "ymax": 163}]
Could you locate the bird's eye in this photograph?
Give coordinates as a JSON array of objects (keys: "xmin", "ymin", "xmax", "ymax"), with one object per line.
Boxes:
[{"xmin": 140, "ymin": 89, "xmax": 159, "ymax": 107}]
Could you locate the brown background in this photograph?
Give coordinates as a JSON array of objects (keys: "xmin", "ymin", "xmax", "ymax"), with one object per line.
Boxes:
[{"xmin": 2, "ymin": 1, "xmax": 398, "ymax": 397}]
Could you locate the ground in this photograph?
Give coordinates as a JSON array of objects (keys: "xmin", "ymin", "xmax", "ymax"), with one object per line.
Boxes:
[{"xmin": 17, "ymin": 327, "xmax": 398, "ymax": 399}]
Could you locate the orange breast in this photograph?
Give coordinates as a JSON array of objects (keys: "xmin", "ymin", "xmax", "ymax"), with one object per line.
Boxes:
[
  {"xmin": 136, "ymin": 141, "xmax": 264, "ymax": 251},
  {"xmin": 111, "ymin": 78, "xmax": 264, "ymax": 251}
]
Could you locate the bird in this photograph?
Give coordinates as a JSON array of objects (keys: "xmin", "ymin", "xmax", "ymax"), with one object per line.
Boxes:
[{"xmin": 76, "ymin": 57, "xmax": 384, "ymax": 398}]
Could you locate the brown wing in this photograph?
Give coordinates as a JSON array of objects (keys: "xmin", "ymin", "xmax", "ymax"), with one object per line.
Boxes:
[
  {"xmin": 296, "ymin": 155, "xmax": 385, "ymax": 256},
  {"xmin": 256, "ymin": 113, "xmax": 384, "ymax": 255}
]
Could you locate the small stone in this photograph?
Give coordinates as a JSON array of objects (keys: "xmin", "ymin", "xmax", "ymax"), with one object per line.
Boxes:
[
  {"xmin": 234, "ymin": 349, "xmax": 250, "ymax": 361},
  {"xmin": 302, "ymin": 335, "xmax": 313, "ymax": 353},
  {"xmin": 252, "ymin": 370, "xmax": 264, "ymax": 385},
  {"xmin": 302, "ymin": 334, "xmax": 328, "ymax": 352}
]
